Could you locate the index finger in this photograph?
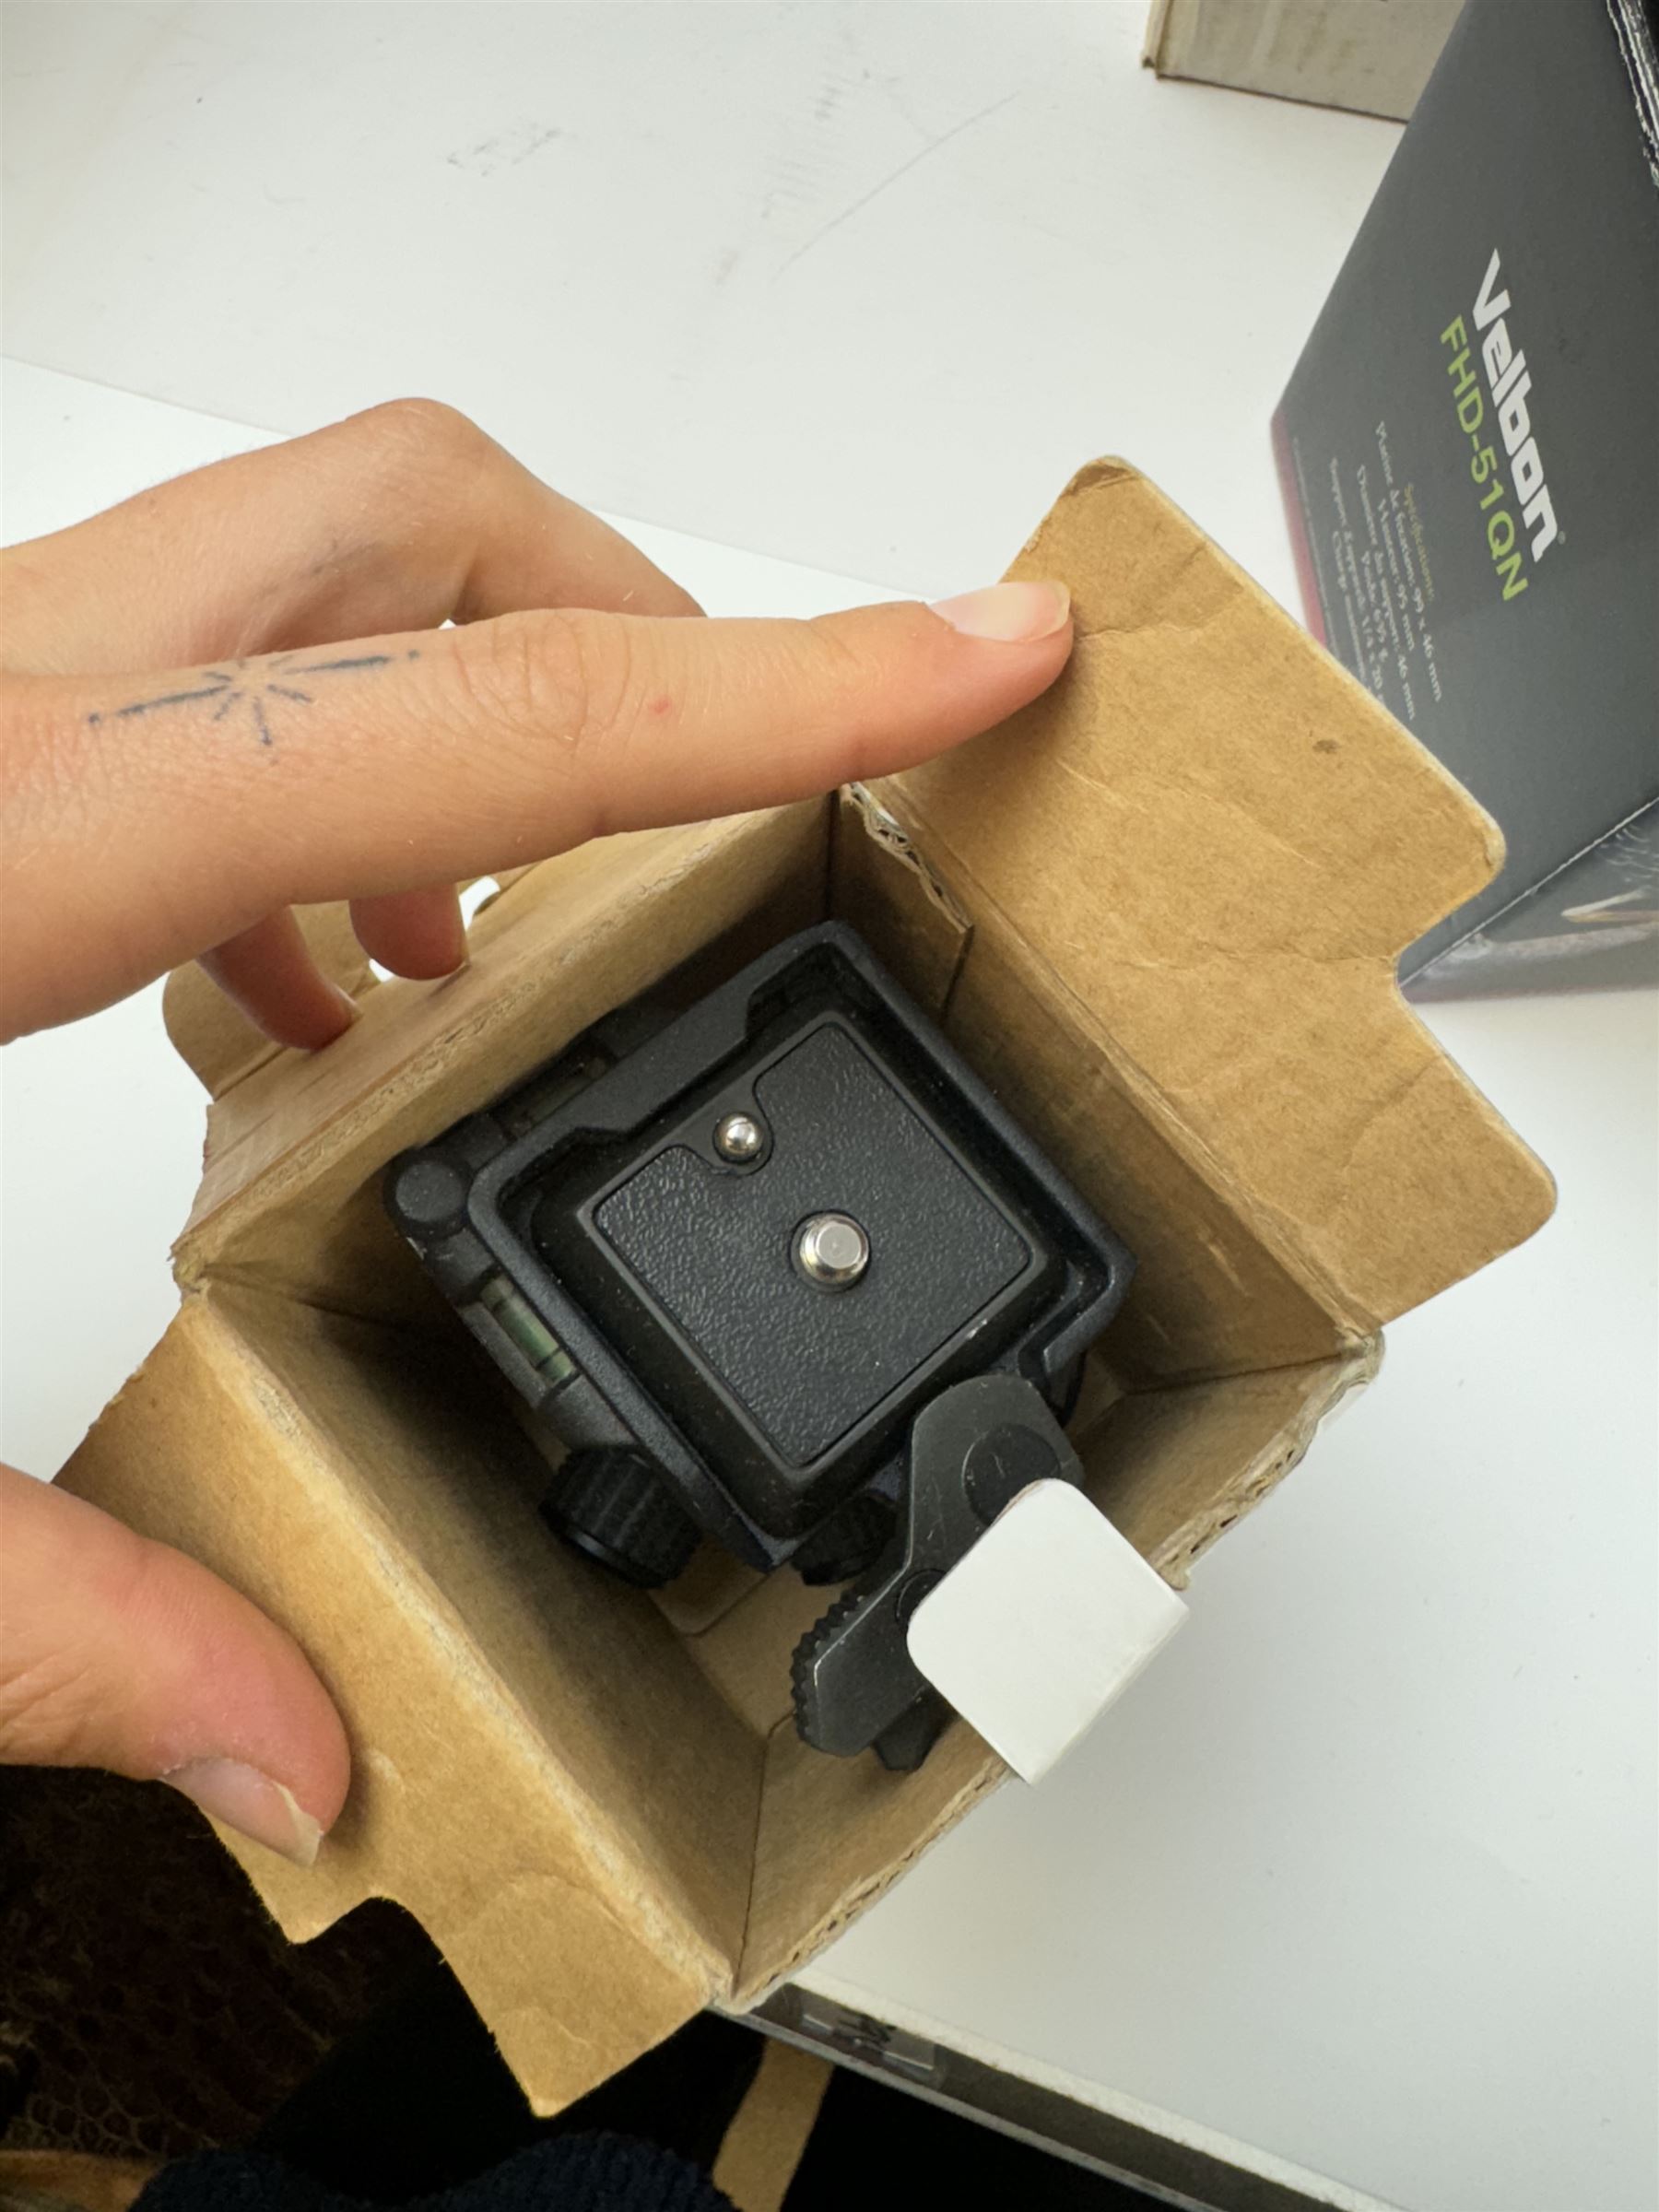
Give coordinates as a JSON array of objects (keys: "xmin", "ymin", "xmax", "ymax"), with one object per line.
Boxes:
[{"xmin": 3, "ymin": 583, "xmax": 1072, "ymax": 1039}]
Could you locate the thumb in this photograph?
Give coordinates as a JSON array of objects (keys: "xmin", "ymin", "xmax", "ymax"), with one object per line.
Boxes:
[{"xmin": 0, "ymin": 1464, "xmax": 349, "ymax": 1863}]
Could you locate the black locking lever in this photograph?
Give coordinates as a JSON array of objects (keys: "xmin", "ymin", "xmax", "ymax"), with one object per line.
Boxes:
[{"xmin": 791, "ymin": 1374, "xmax": 1085, "ymax": 1772}]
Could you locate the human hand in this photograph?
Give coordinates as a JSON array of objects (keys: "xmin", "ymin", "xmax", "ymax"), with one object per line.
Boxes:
[{"xmin": 0, "ymin": 399, "xmax": 1074, "ymax": 1858}]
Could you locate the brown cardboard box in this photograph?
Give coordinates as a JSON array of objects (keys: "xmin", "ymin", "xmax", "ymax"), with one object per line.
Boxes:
[
  {"xmin": 1143, "ymin": 0, "xmax": 1461, "ymax": 123},
  {"xmin": 58, "ymin": 462, "xmax": 1553, "ymax": 2114}
]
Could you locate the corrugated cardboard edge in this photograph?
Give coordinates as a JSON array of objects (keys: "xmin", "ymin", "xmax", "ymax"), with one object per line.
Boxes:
[
  {"xmin": 1088, "ymin": 1343, "xmax": 1381, "ymax": 1591},
  {"xmin": 830, "ymin": 783, "xmax": 973, "ymax": 1018}
]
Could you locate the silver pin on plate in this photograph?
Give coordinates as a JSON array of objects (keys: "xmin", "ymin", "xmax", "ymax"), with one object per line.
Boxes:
[
  {"xmin": 714, "ymin": 1112, "xmax": 767, "ymax": 1162},
  {"xmin": 795, "ymin": 1211, "xmax": 871, "ymax": 1288}
]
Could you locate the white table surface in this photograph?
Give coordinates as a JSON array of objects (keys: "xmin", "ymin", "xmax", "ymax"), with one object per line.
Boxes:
[{"xmin": 3, "ymin": 11, "xmax": 1656, "ymax": 2210}]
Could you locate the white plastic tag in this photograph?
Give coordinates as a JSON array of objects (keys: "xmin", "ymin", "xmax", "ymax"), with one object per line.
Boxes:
[{"xmin": 905, "ymin": 1479, "xmax": 1187, "ymax": 1783}]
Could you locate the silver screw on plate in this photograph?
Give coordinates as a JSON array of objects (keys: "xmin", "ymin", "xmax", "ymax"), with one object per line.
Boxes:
[
  {"xmin": 795, "ymin": 1212, "xmax": 871, "ymax": 1288},
  {"xmin": 714, "ymin": 1112, "xmax": 767, "ymax": 1162}
]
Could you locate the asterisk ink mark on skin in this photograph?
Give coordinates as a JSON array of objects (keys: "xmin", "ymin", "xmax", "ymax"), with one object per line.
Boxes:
[{"xmin": 88, "ymin": 649, "xmax": 421, "ymax": 747}]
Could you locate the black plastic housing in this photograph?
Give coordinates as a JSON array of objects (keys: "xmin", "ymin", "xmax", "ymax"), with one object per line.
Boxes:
[{"xmin": 384, "ymin": 923, "xmax": 1135, "ymax": 1576}]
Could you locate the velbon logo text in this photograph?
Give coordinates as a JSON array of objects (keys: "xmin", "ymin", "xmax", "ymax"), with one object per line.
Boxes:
[{"xmin": 1441, "ymin": 249, "xmax": 1559, "ymax": 604}]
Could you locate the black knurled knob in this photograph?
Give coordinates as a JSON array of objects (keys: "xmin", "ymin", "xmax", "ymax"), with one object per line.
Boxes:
[{"xmin": 541, "ymin": 1450, "xmax": 700, "ymax": 1589}]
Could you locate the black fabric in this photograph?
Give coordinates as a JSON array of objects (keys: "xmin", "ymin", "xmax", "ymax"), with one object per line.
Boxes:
[
  {"xmin": 251, "ymin": 1958, "xmax": 535, "ymax": 2198},
  {"xmin": 130, "ymin": 1936, "xmax": 1152, "ymax": 2212},
  {"xmin": 525, "ymin": 2015, "xmax": 759, "ymax": 2179},
  {"xmin": 134, "ymin": 2136, "xmax": 733, "ymax": 2212},
  {"xmin": 245, "ymin": 1957, "xmax": 759, "ymax": 2204},
  {"xmin": 782, "ymin": 2068, "xmax": 1153, "ymax": 2211}
]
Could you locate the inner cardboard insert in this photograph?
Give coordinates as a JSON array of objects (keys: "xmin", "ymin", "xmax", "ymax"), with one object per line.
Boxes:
[{"xmin": 172, "ymin": 794, "xmax": 1366, "ymax": 1995}]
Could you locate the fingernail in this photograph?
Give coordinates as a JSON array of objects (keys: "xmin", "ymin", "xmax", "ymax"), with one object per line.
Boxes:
[
  {"xmin": 162, "ymin": 1757, "xmax": 324, "ymax": 1867},
  {"xmin": 929, "ymin": 580, "xmax": 1071, "ymax": 642}
]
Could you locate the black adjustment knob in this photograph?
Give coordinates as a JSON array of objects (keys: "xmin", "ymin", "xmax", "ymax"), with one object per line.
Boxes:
[
  {"xmin": 793, "ymin": 1491, "xmax": 896, "ymax": 1585},
  {"xmin": 541, "ymin": 1449, "xmax": 699, "ymax": 1589},
  {"xmin": 386, "ymin": 1152, "xmax": 468, "ymax": 1238}
]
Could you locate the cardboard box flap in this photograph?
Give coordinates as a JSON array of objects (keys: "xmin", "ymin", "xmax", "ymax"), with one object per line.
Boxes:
[
  {"xmin": 876, "ymin": 461, "xmax": 1554, "ymax": 1334},
  {"xmin": 63, "ymin": 462, "xmax": 1559, "ymax": 2122},
  {"xmin": 60, "ymin": 1289, "xmax": 757, "ymax": 2115}
]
